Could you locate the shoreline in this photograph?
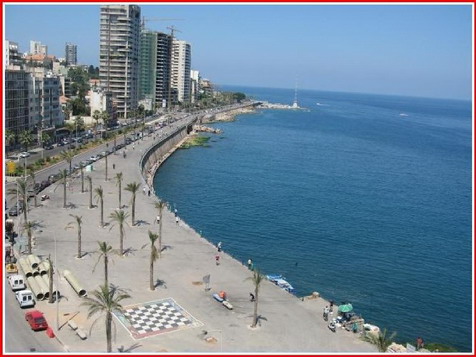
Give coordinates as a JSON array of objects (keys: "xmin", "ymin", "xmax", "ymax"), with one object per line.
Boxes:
[{"xmin": 8, "ymin": 108, "xmax": 375, "ymax": 353}]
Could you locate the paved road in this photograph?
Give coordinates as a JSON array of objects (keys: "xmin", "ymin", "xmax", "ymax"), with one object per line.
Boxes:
[{"xmin": 4, "ymin": 284, "xmax": 65, "ymax": 353}]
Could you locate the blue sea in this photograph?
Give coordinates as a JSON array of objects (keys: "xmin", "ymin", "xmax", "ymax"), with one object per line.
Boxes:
[{"xmin": 154, "ymin": 86, "xmax": 472, "ymax": 351}]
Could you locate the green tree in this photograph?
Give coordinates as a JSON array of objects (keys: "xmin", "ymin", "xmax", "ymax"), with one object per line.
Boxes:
[
  {"xmin": 101, "ymin": 110, "xmax": 111, "ymax": 130},
  {"xmin": 81, "ymin": 284, "xmax": 130, "ymax": 353},
  {"xmin": 22, "ymin": 221, "xmax": 38, "ymax": 255},
  {"xmin": 147, "ymin": 231, "xmax": 159, "ymax": 290},
  {"xmin": 92, "ymin": 110, "xmax": 101, "ymax": 139},
  {"xmin": 66, "ymin": 214, "xmax": 83, "ymax": 258},
  {"xmin": 124, "ymin": 182, "xmax": 140, "ymax": 226},
  {"xmin": 363, "ymin": 329, "xmax": 397, "ymax": 352},
  {"xmin": 109, "ymin": 210, "xmax": 129, "ymax": 256},
  {"xmin": 93, "ymin": 242, "xmax": 114, "ymax": 286},
  {"xmin": 19, "ymin": 130, "xmax": 33, "ymax": 152},
  {"xmin": 86, "ymin": 176, "xmax": 93, "ymax": 209},
  {"xmin": 115, "ymin": 173, "xmax": 123, "ymax": 209},
  {"xmin": 246, "ymin": 269, "xmax": 265, "ymax": 328},
  {"xmin": 154, "ymin": 201, "xmax": 166, "ymax": 256},
  {"xmin": 6, "ymin": 130, "xmax": 16, "ymax": 153},
  {"xmin": 8, "ymin": 178, "xmax": 29, "ymax": 223},
  {"xmin": 95, "ymin": 186, "xmax": 105, "ymax": 227},
  {"xmin": 60, "ymin": 150, "xmax": 75, "ymax": 174}
]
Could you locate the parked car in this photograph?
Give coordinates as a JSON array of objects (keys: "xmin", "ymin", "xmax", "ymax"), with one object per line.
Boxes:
[
  {"xmin": 44, "ymin": 144, "xmax": 55, "ymax": 150},
  {"xmin": 89, "ymin": 155, "xmax": 100, "ymax": 162},
  {"xmin": 27, "ymin": 189, "xmax": 36, "ymax": 199},
  {"xmin": 15, "ymin": 290, "xmax": 35, "ymax": 308},
  {"xmin": 8, "ymin": 204, "xmax": 23, "ymax": 217},
  {"xmin": 19, "ymin": 152, "xmax": 30, "ymax": 158},
  {"xmin": 8, "ymin": 274, "xmax": 26, "ymax": 291},
  {"xmin": 25, "ymin": 310, "xmax": 48, "ymax": 330}
]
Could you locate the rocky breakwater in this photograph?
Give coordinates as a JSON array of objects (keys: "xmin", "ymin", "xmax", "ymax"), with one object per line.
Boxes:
[
  {"xmin": 202, "ymin": 106, "xmax": 256, "ymax": 123},
  {"xmin": 193, "ymin": 125, "xmax": 223, "ymax": 134}
]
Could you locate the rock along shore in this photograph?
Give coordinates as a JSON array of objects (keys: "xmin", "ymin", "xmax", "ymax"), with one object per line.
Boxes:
[{"xmin": 11, "ymin": 110, "xmax": 375, "ymax": 353}]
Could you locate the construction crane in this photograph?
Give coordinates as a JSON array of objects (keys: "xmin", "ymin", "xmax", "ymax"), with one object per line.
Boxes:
[{"xmin": 141, "ymin": 17, "xmax": 183, "ymax": 31}]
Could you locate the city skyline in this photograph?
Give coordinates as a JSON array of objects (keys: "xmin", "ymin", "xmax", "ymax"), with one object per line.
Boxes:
[{"xmin": 5, "ymin": 3, "xmax": 473, "ymax": 100}]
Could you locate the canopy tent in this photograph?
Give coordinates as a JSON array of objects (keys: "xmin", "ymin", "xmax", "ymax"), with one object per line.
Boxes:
[{"xmin": 338, "ymin": 303, "xmax": 353, "ymax": 313}]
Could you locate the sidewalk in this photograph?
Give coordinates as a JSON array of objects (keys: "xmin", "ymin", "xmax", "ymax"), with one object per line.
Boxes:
[{"xmin": 18, "ymin": 124, "xmax": 375, "ymax": 353}]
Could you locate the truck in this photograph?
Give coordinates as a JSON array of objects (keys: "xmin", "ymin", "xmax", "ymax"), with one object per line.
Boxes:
[
  {"xmin": 15, "ymin": 290, "xmax": 35, "ymax": 308},
  {"xmin": 8, "ymin": 274, "xmax": 25, "ymax": 291}
]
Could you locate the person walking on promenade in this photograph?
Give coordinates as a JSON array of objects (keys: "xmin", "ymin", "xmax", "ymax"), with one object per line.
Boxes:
[
  {"xmin": 416, "ymin": 337, "xmax": 424, "ymax": 350},
  {"xmin": 217, "ymin": 242, "xmax": 222, "ymax": 252},
  {"xmin": 215, "ymin": 254, "xmax": 220, "ymax": 265},
  {"xmin": 143, "ymin": 186, "xmax": 146, "ymax": 195},
  {"xmin": 247, "ymin": 258, "xmax": 253, "ymax": 270},
  {"xmin": 148, "ymin": 189, "xmax": 151, "ymax": 197},
  {"xmin": 323, "ymin": 306, "xmax": 329, "ymax": 321},
  {"xmin": 156, "ymin": 214, "xmax": 160, "ymax": 224},
  {"xmin": 329, "ymin": 300, "xmax": 334, "ymax": 313},
  {"xmin": 174, "ymin": 208, "xmax": 178, "ymax": 217},
  {"xmin": 249, "ymin": 293, "xmax": 255, "ymax": 302},
  {"xmin": 113, "ymin": 163, "xmax": 116, "ymax": 170},
  {"xmin": 175, "ymin": 216, "xmax": 179, "ymax": 225}
]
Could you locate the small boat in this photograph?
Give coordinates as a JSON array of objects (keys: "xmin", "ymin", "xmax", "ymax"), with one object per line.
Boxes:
[{"xmin": 266, "ymin": 274, "xmax": 295, "ymax": 294}]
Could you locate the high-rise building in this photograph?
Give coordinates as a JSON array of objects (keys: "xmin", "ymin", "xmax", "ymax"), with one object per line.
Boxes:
[
  {"xmin": 30, "ymin": 40, "xmax": 48, "ymax": 55},
  {"xmin": 5, "ymin": 69, "xmax": 30, "ymax": 138},
  {"xmin": 190, "ymin": 69, "xmax": 200, "ymax": 104},
  {"xmin": 139, "ymin": 31, "xmax": 158, "ymax": 102},
  {"xmin": 65, "ymin": 42, "xmax": 77, "ymax": 65},
  {"xmin": 171, "ymin": 39, "xmax": 191, "ymax": 103},
  {"xmin": 99, "ymin": 5, "xmax": 141, "ymax": 118},
  {"xmin": 5, "ymin": 40, "xmax": 23, "ymax": 67}
]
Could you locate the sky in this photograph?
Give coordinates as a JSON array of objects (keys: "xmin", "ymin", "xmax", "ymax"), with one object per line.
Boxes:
[{"xmin": 4, "ymin": 3, "xmax": 473, "ymax": 100}]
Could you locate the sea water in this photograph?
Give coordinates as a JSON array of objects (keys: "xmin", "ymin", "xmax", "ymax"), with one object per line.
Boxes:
[{"xmin": 153, "ymin": 86, "xmax": 472, "ymax": 351}]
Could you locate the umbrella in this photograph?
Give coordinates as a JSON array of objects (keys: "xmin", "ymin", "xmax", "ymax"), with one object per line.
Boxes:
[{"xmin": 338, "ymin": 303, "xmax": 353, "ymax": 313}]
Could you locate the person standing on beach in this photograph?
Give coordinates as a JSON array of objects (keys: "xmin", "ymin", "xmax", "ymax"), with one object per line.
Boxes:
[
  {"xmin": 215, "ymin": 255, "xmax": 220, "ymax": 265},
  {"xmin": 247, "ymin": 259, "xmax": 253, "ymax": 270}
]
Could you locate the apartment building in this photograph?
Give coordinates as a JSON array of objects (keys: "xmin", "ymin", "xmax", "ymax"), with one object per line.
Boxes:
[
  {"xmin": 65, "ymin": 42, "xmax": 78, "ymax": 66},
  {"xmin": 99, "ymin": 4, "xmax": 141, "ymax": 118},
  {"xmin": 170, "ymin": 39, "xmax": 191, "ymax": 103}
]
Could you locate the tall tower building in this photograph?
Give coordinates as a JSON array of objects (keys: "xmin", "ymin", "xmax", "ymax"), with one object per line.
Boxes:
[
  {"xmin": 171, "ymin": 39, "xmax": 191, "ymax": 103},
  {"xmin": 30, "ymin": 40, "xmax": 47, "ymax": 55},
  {"xmin": 65, "ymin": 42, "xmax": 77, "ymax": 65},
  {"xmin": 99, "ymin": 5, "xmax": 141, "ymax": 118},
  {"xmin": 139, "ymin": 31, "xmax": 172, "ymax": 109}
]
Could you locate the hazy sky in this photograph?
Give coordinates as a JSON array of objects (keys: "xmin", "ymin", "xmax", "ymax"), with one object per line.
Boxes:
[{"xmin": 4, "ymin": 4, "xmax": 473, "ymax": 100}]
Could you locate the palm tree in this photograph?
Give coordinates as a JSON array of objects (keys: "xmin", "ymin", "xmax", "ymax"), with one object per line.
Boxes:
[
  {"xmin": 363, "ymin": 328, "xmax": 397, "ymax": 352},
  {"xmin": 63, "ymin": 103, "xmax": 72, "ymax": 121},
  {"xmin": 19, "ymin": 130, "xmax": 33, "ymax": 152},
  {"xmin": 93, "ymin": 242, "xmax": 114, "ymax": 286},
  {"xmin": 154, "ymin": 201, "xmax": 166, "ymax": 256},
  {"xmin": 80, "ymin": 163, "xmax": 85, "ymax": 193},
  {"xmin": 124, "ymin": 182, "xmax": 140, "ymax": 226},
  {"xmin": 101, "ymin": 110, "xmax": 111, "ymax": 132},
  {"xmin": 28, "ymin": 170, "xmax": 38, "ymax": 208},
  {"xmin": 246, "ymin": 269, "xmax": 265, "ymax": 328},
  {"xmin": 66, "ymin": 214, "xmax": 83, "ymax": 258},
  {"xmin": 147, "ymin": 231, "xmax": 159, "ymax": 291},
  {"xmin": 92, "ymin": 110, "xmax": 101, "ymax": 139},
  {"xmin": 81, "ymin": 284, "xmax": 130, "ymax": 353},
  {"xmin": 6, "ymin": 129, "xmax": 16, "ymax": 154},
  {"xmin": 109, "ymin": 210, "xmax": 129, "ymax": 256},
  {"xmin": 22, "ymin": 221, "xmax": 37, "ymax": 254},
  {"xmin": 60, "ymin": 150, "xmax": 75, "ymax": 174},
  {"xmin": 57, "ymin": 169, "xmax": 69, "ymax": 208},
  {"xmin": 115, "ymin": 173, "xmax": 123, "ymax": 208},
  {"xmin": 87, "ymin": 176, "xmax": 93, "ymax": 209},
  {"xmin": 8, "ymin": 178, "xmax": 29, "ymax": 223},
  {"xmin": 65, "ymin": 121, "xmax": 76, "ymax": 146},
  {"xmin": 95, "ymin": 186, "xmax": 105, "ymax": 227}
]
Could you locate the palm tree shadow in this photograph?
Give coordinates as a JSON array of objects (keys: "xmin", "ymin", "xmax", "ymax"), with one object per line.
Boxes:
[
  {"xmin": 117, "ymin": 343, "xmax": 142, "ymax": 353},
  {"xmin": 160, "ymin": 245, "xmax": 172, "ymax": 252},
  {"xmin": 122, "ymin": 247, "xmax": 138, "ymax": 256},
  {"xmin": 135, "ymin": 220, "xmax": 149, "ymax": 226},
  {"xmin": 154, "ymin": 279, "xmax": 167, "ymax": 289},
  {"xmin": 66, "ymin": 202, "xmax": 77, "ymax": 209}
]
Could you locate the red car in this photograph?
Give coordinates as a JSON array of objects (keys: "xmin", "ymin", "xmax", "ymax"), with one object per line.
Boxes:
[{"xmin": 25, "ymin": 310, "xmax": 48, "ymax": 331}]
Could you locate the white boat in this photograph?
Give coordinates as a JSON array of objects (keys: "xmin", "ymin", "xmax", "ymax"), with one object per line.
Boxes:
[{"xmin": 266, "ymin": 274, "xmax": 295, "ymax": 293}]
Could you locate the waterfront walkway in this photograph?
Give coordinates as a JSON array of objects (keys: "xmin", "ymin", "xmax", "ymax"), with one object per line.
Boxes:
[{"xmin": 8, "ymin": 110, "xmax": 375, "ymax": 353}]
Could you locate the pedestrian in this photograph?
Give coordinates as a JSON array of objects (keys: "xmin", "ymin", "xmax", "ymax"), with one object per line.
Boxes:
[
  {"xmin": 174, "ymin": 208, "xmax": 178, "ymax": 217},
  {"xmin": 132, "ymin": 144, "xmax": 135, "ymax": 150},
  {"xmin": 156, "ymin": 215, "xmax": 160, "ymax": 224},
  {"xmin": 215, "ymin": 254, "xmax": 220, "ymax": 265},
  {"xmin": 329, "ymin": 300, "xmax": 334, "ymax": 312},
  {"xmin": 323, "ymin": 306, "xmax": 329, "ymax": 321},
  {"xmin": 175, "ymin": 216, "xmax": 179, "ymax": 225},
  {"xmin": 112, "ymin": 163, "xmax": 116, "ymax": 170},
  {"xmin": 416, "ymin": 337, "xmax": 424, "ymax": 350},
  {"xmin": 249, "ymin": 293, "xmax": 255, "ymax": 302},
  {"xmin": 148, "ymin": 190, "xmax": 151, "ymax": 197},
  {"xmin": 123, "ymin": 150, "xmax": 126, "ymax": 158},
  {"xmin": 143, "ymin": 186, "xmax": 146, "ymax": 195},
  {"xmin": 217, "ymin": 241, "xmax": 222, "ymax": 252}
]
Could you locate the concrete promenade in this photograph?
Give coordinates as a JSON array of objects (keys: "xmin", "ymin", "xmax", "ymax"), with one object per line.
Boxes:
[{"xmin": 10, "ymin": 113, "xmax": 375, "ymax": 353}]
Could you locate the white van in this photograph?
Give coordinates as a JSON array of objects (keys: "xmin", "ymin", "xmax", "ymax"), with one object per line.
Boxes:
[
  {"xmin": 8, "ymin": 274, "xmax": 26, "ymax": 291},
  {"xmin": 15, "ymin": 290, "xmax": 35, "ymax": 308}
]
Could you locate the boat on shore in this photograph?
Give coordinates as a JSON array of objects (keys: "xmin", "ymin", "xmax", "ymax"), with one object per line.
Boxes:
[{"xmin": 266, "ymin": 274, "xmax": 295, "ymax": 294}]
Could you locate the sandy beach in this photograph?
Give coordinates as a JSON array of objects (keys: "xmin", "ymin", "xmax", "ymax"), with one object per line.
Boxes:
[{"xmin": 9, "ymin": 117, "xmax": 375, "ymax": 353}]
